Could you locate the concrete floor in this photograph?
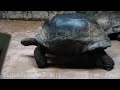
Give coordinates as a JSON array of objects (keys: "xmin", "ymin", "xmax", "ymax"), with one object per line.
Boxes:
[{"xmin": 0, "ymin": 20, "xmax": 120, "ymax": 79}]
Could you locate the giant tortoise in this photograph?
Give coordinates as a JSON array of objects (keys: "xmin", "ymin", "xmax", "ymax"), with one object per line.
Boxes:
[{"xmin": 21, "ymin": 12, "xmax": 114, "ymax": 71}]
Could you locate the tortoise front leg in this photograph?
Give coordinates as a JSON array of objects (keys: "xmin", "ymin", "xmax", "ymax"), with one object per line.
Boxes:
[{"xmin": 34, "ymin": 45, "xmax": 47, "ymax": 68}]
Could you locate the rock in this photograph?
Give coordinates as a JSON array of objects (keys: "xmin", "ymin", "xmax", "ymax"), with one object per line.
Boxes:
[
  {"xmin": 32, "ymin": 11, "xmax": 48, "ymax": 20},
  {"xmin": 23, "ymin": 11, "xmax": 32, "ymax": 20},
  {"xmin": 6, "ymin": 11, "xmax": 24, "ymax": 19},
  {"xmin": 0, "ymin": 11, "xmax": 99, "ymax": 20}
]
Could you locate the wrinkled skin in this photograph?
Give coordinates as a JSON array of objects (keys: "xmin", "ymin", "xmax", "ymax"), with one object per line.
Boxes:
[{"xmin": 95, "ymin": 11, "xmax": 120, "ymax": 41}]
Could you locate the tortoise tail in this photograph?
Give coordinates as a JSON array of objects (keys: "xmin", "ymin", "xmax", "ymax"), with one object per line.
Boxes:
[{"xmin": 21, "ymin": 38, "xmax": 39, "ymax": 46}]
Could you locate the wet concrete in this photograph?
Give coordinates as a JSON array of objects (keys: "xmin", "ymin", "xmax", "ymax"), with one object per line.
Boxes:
[{"xmin": 0, "ymin": 20, "xmax": 120, "ymax": 79}]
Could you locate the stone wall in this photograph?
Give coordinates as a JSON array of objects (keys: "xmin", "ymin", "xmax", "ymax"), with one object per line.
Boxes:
[
  {"xmin": 0, "ymin": 11, "xmax": 57, "ymax": 20},
  {"xmin": 0, "ymin": 11, "xmax": 98, "ymax": 20}
]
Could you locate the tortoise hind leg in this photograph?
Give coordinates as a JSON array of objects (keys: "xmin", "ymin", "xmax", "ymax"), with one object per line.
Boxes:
[
  {"xmin": 116, "ymin": 33, "xmax": 120, "ymax": 41},
  {"xmin": 96, "ymin": 49, "xmax": 114, "ymax": 71},
  {"xmin": 108, "ymin": 33, "xmax": 120, "ymax": 41},
  {"xmin": 108, "ymin": 33, "xmax": 118, "ymax": 40},
  {"xmin": 88, "ymin": 49, "xmax": 114, "ymax": 71},
  {"xmin": 96, "ymin": 53, "xmax": 114, "ymax": 71},
  {"xmin": 34, "ymin": 45, "xmax": 47, "ymax": 68}
]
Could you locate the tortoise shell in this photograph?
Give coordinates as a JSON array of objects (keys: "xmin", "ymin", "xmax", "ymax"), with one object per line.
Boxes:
[{"xmin": 35, "ymin": 13, "xmax": 111, "ymax": 55}]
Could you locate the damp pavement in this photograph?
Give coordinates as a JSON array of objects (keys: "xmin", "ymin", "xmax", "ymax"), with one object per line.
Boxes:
[{"xmin": 0, "ymin": 20, "xmax": 120, "ymax": 79}]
